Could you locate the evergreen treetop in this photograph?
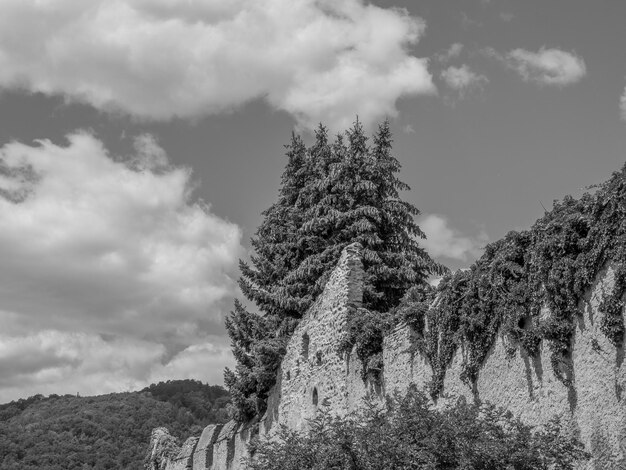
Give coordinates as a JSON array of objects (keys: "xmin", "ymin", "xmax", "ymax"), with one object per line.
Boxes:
[{"xmin": 226, "ymin": 119, "xmax": 442, "ymax": 421}]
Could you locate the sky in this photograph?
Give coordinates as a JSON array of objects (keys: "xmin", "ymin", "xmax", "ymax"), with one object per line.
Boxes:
[{"xmin": 0, "ymin": 0, "xmax": 625, "ymax": 403}]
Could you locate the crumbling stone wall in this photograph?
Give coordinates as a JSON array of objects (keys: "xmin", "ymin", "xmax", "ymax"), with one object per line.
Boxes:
[
  {"xmin": 192, "ymin": 425, "xmax": 223, "ymax": 470},
  {"xmin": 276, "ymin": 242, "xmax": 369, "ymax": 430},
  {"xmin": 147, "ymin": 421, "xmax": 254, "ymax": 470},
  {"xmin": 146, "ymin": 427, "xmax": 180, "ymax": 470},
  {"xmin": 146, "ymin": 244, "xmax": 369, "ymax": 470},
  {"xmin": 148, "ymin": 245, "xmax": 625, "ymax": 469},
  {"xmin": 167, "ymin": 436, "xmax": 199, "ymax": 470},
  {"xmin": 383, "ymin": 264, "xmax": 626, "ymax": 469}
]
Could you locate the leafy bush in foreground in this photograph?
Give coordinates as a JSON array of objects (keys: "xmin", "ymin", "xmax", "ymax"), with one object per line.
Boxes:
[{"xmin": 246, "ymin": 386, "xmax": 589, "ymax": 470}]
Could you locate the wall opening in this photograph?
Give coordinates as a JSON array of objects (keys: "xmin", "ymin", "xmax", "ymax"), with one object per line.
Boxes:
[
  {"xmin": 312, "ymin": 387, "xmax": 319, "ymax": 407},
  {"xmin": 316, "ymin": 351, "xmax": 323, "ymax": 366},
  {"xmin": 302, "ymin": 333, "xmax": 310, "ymax": 360},
  {"xmin": 285, "ymin": 371, "xmax": 291, "ymax": 381}
]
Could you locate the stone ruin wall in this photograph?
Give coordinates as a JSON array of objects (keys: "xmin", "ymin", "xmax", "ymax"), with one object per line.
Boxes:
[
  {"xmin": 274, "ymin": 242, "xmax": 372, "ymax": 432},
  {"xmin": 146, "ymin": 243, "xmax": 370, "ymax": 470},
  {"xmin": 383, "ymin": 263, "xmax": 626, "ymax": 469},
  {"xmin": 148, "ymin": 244, "xmax": 626, "ymax": 470}
]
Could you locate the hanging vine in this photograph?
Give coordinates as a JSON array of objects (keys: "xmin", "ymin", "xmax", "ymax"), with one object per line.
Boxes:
[{"xmin": 397, "ymin": 164, "xmax": 626, "ymax": 398}]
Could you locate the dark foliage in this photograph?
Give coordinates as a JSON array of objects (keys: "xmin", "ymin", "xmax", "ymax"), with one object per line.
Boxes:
[
  {"xmin": 226, "ymin": 120, "xmax": 442, "ymax": 421},
  {"xmin": 0, "ymin": 380, "xmax": 229, "ymax": 470},
  {"xmin": 399, "ymin": 163, "xmax": 626, "ymax": 398},
  {"xmin": 337, "ymin": 307, "xmax": 393, "ymax": 381},
  {"xmin": 245, "ymin": 386, "xmax": 589, "ymax": 470},
  {"xmin": 225, "ymin": 302, "xmax": 288, "ymax": 422}
]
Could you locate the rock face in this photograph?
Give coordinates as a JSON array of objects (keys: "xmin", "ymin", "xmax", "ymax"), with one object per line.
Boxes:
[{"xmin": 149, "ymin": 243, "xmax": 626, "ymax": 469}]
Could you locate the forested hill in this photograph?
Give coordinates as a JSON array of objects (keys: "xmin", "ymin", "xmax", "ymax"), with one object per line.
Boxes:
[{"xmin": 0, "ymin": 380, "xmax": 230, "ymax": 470}]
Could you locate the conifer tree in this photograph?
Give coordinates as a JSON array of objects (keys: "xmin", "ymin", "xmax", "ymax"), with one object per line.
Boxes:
[
  {"xmin": 238, "ymin": 132, "xmax": 309, "ymax": 320},
  {"xmin": 225, "ymin": 120, "xmax": 442, "ymax": 421},
  {"xmin": 225, "ymin": 133, "xmax": 311, "ymax": 420},
  {"xmin": 288, "ymin": 119, "xmax": 443, "ymax": 313},
  {"xmin": 224, "ymin": 301, "xmax": 285, "ymax": 421}
]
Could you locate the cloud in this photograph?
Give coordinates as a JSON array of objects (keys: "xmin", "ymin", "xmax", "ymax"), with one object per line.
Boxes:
[
  {"xmin": 0, "ymin": 132, "xmax": 242, "ymax": 401},
  {"xmin": 0, "ymin": 330, "xmax": 234, "ymax": 402},
  {"xmin": 441, "ymin": 65, "xmax": 488, "ymax": 96},
  {"xmin": 499, "ymin": 47, "xmax": 587, "ymax": 86},
  {"xmin": 419, "ymin": 214, "xmax": 487, "ymax": 261},
  {"xmin": 0, "ymin": 0, "xmax": 434, "ymax": 131},
  {"xmin": 435, "ymin": 43, "xmax": 464, "ymax": 63}
]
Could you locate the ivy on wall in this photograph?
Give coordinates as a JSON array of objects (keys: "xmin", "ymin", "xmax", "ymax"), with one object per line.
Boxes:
[
  {"xmin": 338, "ymin": 306, "xmax": 393, "ymax": 381},
  {"xmin": 398, "ymin": 164, "xmax": 626, "ymax": 399}
]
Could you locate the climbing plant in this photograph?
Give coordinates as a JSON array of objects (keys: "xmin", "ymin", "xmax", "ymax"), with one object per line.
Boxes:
[{"xmin": 399, "ymin": 163, "xmax": 626, "ymax": 398}]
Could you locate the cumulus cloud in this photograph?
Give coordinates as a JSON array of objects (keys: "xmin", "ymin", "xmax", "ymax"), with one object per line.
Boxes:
[
  {"xmin": 0, "ymin": 132, "xmax": 241, "ymax": 401},
  {"xmin": 497, "ymin": 47, "xmax": 587, "ymax": 86},
  {"xmin": 0, "ymin": 0, "xmax": 434, "ymax": 131},
  {"xmin": 441, "ymin": 65, "xmax": 488, "ymax": 96},
  {"xmin": 419, "ymin": 214, "xmax": 487, "ymax": 261},
  {"xmin": 0, "ymin": 330, "xmax": 234, "ymax": 402}
]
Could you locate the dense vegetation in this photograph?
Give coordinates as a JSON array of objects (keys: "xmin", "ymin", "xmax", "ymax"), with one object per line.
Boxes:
[
  {"xmin": 398, "ymin": 163, "xmax": 626, "ymax": 398},
  {"xmin": 0, "ymin": 380, "xmax": 229, "ymax": 470},
  {"xmin": 225, "ymin": 122, "xmax": 626, "ymax": 421},
  {"xmin": 246, "ymin": 386, "xmax": 589, "ymax": 470},
  {"xmin": 225, "ymin": 120, "xmax": 443, "ymax": 421}
]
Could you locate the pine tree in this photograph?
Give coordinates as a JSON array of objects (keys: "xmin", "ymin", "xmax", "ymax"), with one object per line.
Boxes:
[
  {"xmin": 225, "ymin": 133, "xmax": 312, "ymax": 420},
  {"xmin": 289, "ymin": 119, "xmax": 443, "ymax": 313},
  {"xmin": 225, "ymin": 119, "xmax": 443, "ymax": 421},
  {"xmin": 224, "ymin": 301, "xmax": 286, "ymax": 421},
  {"xmin": 238, "ymin": 132, "xmax": 309, "ymax": 320}
]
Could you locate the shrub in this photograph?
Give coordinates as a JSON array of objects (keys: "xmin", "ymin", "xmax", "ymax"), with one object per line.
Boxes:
[{"xmin": 245, "ymin": 386, "xmax": 589, "ymax": 470}]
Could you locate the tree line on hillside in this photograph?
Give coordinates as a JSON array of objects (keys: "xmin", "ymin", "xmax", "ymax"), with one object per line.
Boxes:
[{"xmin": 0, "ymin": 380, "xmax": 229, "ymax": 470}]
